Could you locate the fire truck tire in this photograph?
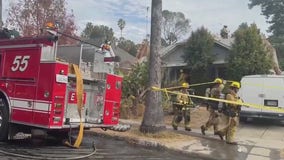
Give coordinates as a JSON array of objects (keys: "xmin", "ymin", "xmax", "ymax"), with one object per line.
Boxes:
[{"xmin": 0, "ymin": 99, "xmax": 9, "ymax": 141}]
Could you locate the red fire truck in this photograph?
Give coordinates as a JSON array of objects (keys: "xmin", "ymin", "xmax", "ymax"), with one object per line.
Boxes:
[{"xmin": 0, "ymin": 34, "xmax": 125, "ymax": 142}]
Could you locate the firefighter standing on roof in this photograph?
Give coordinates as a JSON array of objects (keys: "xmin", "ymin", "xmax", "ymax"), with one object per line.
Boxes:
[
  {"xmin": 172, "ymin": 83, "xmax": 192, "ymax": 131},
  {"xmin": 216, "ymin": 81, "xmax": 242, "ymax": 145},
  {"xmin": 200, "ymin": 78, "xmax": 224, "ymax": 135}
]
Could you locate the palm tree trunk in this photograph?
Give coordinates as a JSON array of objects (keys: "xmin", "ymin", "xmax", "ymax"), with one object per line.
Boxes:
[{"xmin": 139, "ymin": 0, "xmax": 166, "ymax": 133}]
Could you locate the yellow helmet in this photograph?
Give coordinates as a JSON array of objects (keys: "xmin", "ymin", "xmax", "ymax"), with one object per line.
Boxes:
[
  {"xmin": 230, "ymin": 82, "xmax": 240, "ymax": 89},
  {"xmin": 214, "ymin": 78, "xmax": 223, "ymax": 84},
  {"xmin": 182, "ymin": 82, "xmax": 189, "ymax": 88}
]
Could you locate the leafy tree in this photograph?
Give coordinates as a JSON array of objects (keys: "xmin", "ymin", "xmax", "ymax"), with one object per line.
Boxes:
[
  {"xmin": 249, "ymin": 0, "xmax": 284, "ymax": 69},
  {"xmin": 183, "ymin": 26, "xmax": 214, "ymax": 70},
  {"xmin": 117, "ymin": 18, "xmax": 126, "ymax": 38},
  {"xmin": 117, "ymin": 37, "xmax": 137, "ymax": 56},
  {"xmin": 122, "ymin": 62, "xmax": 148, "ymax": 116},
  {"xmin": 140, "ymin": 0, "xmax": 165, "ymax": 134},
  {"xmin": 81, "ymin": 22, "xmax": 114, "ymax": 46},
  {"xmin": 183, "ymin": 26, "xmax": 214, "ymax": 95},
  {"xmin": 6, "ymin": 0, "xmax": 77, "ymax": 44},
  {"xmin": 162, "ymin": 10, "xmax": 190, "ymax": 46},
  {"xmin": 226, "ymin": 23, "xmax": 272, "ymax": 80}
]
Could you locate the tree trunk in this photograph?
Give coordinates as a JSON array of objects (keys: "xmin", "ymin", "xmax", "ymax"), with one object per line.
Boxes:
[{"xmin": 140, "ymin": 0, "xmax": 166, "ymax": 133}]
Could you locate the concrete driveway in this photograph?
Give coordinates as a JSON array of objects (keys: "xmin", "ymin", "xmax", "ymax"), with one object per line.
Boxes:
[{"xmin": 237, "ymin": 119, "xmax": 284, "ymax": 160}]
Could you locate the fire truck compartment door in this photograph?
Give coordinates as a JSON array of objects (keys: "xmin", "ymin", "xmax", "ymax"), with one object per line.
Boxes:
[
  {"xmin": 65, "ymin": 81, "xmax": 105, "ymax": 124},
  {"xmin": 2, "ymin": 47, "xmax": 41, "ymax": 80},
  {"xmin": 85, "ymin": 81, "xmax": 106, "ymax": 124},
  {"xmin": 65, "ymin": 87, "xmax": 87, "ymax": 123},
  {"xmin": 103, "ymin": 74, "xmax": 122, "ymax": 125},
  {"xmin": 11, "ymin": 85, "xmax": 36, "ymax": 124}
]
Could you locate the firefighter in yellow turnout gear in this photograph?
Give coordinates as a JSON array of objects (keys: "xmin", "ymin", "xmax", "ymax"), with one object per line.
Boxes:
[
  {"xmin": 201, "ymin": 78, "xmax": 224, "ymax": 135},
  {"xmin": 172, "ymin": 83, "xmax": 193, "ymax": 131},
  {"xmin": 216, "ymin": 81, "xmax": 241, "ymax": 145}
]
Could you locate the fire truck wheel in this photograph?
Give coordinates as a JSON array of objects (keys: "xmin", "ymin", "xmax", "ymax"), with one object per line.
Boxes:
[{"xmin": 0, "ymin": 99, "xmax": 9, "ymax": 141}]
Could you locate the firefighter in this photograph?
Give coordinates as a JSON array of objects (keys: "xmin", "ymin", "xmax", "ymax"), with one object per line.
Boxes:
[
  {"xmin": 200, "ymin": 78, "xmax": 224, "ymax": 135},
  {"xmin": 178, "ymin": 69, "xmax": 190, "ymax": 85},
  {"xmin": 172, "ymin": 83, "xmax": 192, "ymax": 131},
  {"xmin": 215, "ymin": 81, "xmax": 241, "ymax": 145},
  {"xmin": 220, "ymin": 25, "xmax": 229, "ymax": 39},
  {"xmin": 101, "ymin": 40, "xmax": 111, "ymax": 52}
]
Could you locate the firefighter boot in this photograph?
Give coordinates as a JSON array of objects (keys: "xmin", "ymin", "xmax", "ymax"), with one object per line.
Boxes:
[
  {"xmin": 226, "ymin": 141, "xmax": 238, "ymax": 145},
  {"xmin": 225, "ymin": 120, "xmax": 237, "ymax": 144},
  {"xmin": 184, "ymin": 118, "xmax": 191, "ymax": 131},
  {"xmin": 172, "ymin": 119, "xmax": 179, "ymax": 130},
  {"xmin": 185, "ymin": 127, "xmax": 191, "ymax": 131},
  {"xmin": 215, "ymin": 131, "xmax": 224, "ymax": 140},
  {"xmin": 201, "ymin": 125, "xmax": 206, "ymax": 135},
  {"xmin": 172, "ymin": 113, "xmax": 182, "ymax": 131}
]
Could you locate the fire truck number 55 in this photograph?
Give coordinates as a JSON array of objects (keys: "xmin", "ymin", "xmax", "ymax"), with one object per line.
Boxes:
[{"xmin": 11, "ymin": 55, "xmax": 30, "ymax": 72}]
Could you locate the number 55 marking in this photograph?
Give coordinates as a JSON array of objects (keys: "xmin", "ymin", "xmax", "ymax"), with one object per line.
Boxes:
[{"xmin": 11, "ymin": 55, "xmax": 30, "ymax": 72}]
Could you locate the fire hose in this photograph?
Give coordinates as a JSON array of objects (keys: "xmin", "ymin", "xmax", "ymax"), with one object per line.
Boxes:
[
  {"xmin": 64, "ymin": 64, "xmax": 84, "ymax": 148},
  {"xmin": 0, "ymin": 142, "xmax": 96, "ymax": 160}
]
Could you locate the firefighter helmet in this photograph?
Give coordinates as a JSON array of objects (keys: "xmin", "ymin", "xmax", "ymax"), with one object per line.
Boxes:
[
  {"xmin": 214, "ymin": 78, "xmax": 223, "ymax": 84},
  {"xmin": 230, "ymin": 82, "xmax": 240, "ymax": 89},
  {"xmin": 182, "ymin": 82, "xmax": 189, "ymax": 88}
]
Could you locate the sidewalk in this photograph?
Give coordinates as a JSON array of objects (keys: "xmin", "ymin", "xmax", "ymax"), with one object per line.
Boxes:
[{"xmin": 92, "ymin": 119, "xmax": 284, "ymax": 160}]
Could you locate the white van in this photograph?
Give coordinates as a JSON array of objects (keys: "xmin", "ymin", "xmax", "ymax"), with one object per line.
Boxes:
[{"xmin": 238, "ymin": 75, "xmax": 284, "ymax": 121}]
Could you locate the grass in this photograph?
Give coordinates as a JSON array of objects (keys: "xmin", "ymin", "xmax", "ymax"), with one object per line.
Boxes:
[{"xmin": 131, "ymin": 127, "xmax": 181, "ymax": 139}]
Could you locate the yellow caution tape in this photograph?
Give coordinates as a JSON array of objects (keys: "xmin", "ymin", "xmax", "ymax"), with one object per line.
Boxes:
[
  {"xmin": 164, "ymin": 79, "xmax": 235, "ymax": 91},
  {"xmin": 163, "ymin": 88, "xmax": 170, "ymax": 100},
  {"xmin": 189, "ymin": 81, "xmax": 216, "ymax": 87},
  {"xmin": 152, "ymin": 86, "xmax": 284, "ymax": 113},
  {"xmin": 172, "ymin": 79, "xmax": 284, "ymax": 91},
  {"xmin": 164, "ymin": 81, "xmax": 216, "ymax": 90},
  {"xmin": 65, "ymin": 64, "xmax": 84, "ymax": 148}
]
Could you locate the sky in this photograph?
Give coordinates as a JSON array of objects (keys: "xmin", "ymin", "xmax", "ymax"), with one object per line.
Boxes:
[{"xmin": 2, "ymin": 0, "xmax": 270, "ymax": 44}]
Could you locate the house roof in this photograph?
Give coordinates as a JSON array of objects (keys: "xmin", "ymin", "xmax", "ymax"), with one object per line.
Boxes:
[
  {"xmin": 160, "ymin": 40, "xmax": 187, "ymax": 58},
  {"xmin": 112, "ymin": 46, "xmax": 137, "ymax": 63},
  {"xmin": 161, "ymin": 37, "xmax": 233, "ymax": 58},
  {"xmin": 213, "ymin": 36, "xmax": 234, "ymax": 49}
]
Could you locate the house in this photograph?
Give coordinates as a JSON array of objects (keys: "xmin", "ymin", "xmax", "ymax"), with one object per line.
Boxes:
[
  {"xmin": 161, "ymin": 35, "xmax": 281, "ymax": 86},
  {"xmin": 161, "ymin": 36, "xmax": 234, "ymax": 85}
]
